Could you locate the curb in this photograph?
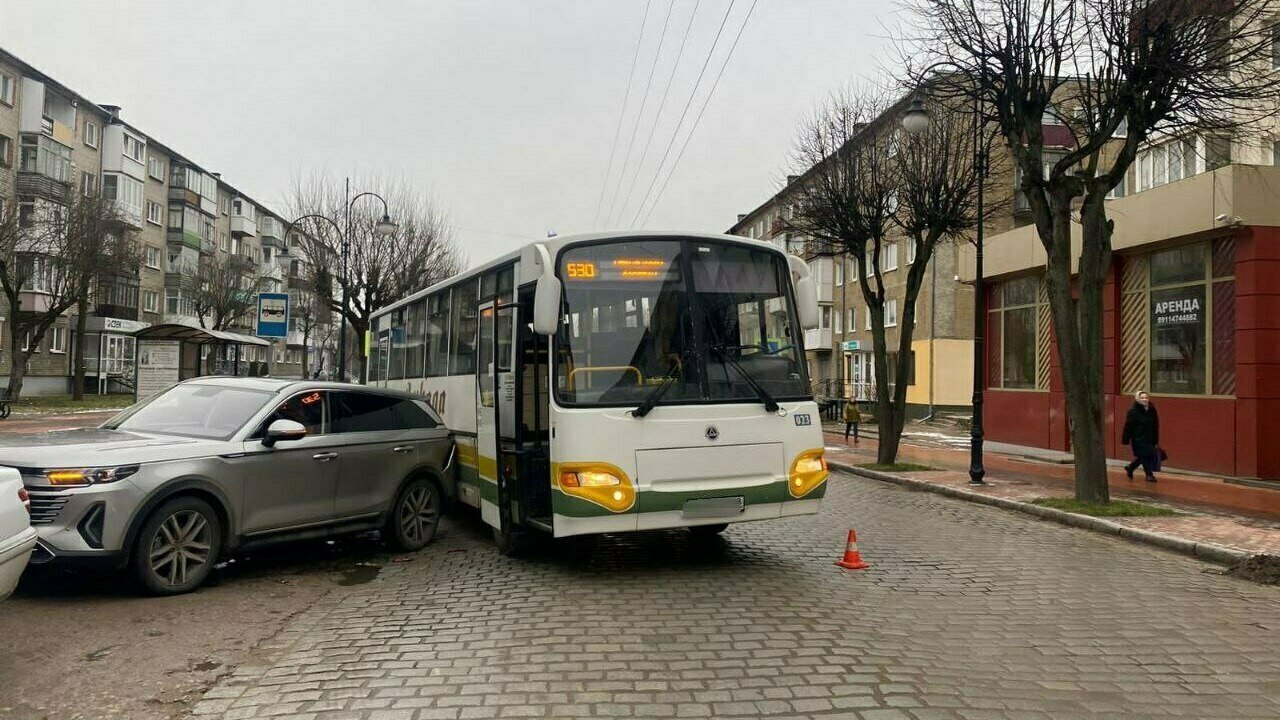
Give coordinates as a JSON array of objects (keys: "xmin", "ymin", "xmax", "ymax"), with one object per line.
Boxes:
[{"xmin": 830, "ymin": 461, "xmax": 1251, "ymax": 567}]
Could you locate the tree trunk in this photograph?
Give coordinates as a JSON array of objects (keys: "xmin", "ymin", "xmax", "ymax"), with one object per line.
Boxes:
[
  {"xmin": 4, "ymin": 329, "xmax": 27, "ymax": 400},
  {"xmin": 870, "ymin": 319, "xmax": 896, "ymax": 465},
  {"xmin": 301, "ymin": 322, "xmax": 311, "ymax": 379},
  {"xmin": 72, "ymin": 295, "xmax": 88, "ymax": 400},
  {"xmin": 1041, "ymin": 196, "xmax": 1111, "ymax": 503}
]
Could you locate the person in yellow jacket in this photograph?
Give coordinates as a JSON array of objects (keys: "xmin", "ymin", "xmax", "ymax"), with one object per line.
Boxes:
[{"xmin": 843, "ymin": 400, "xmax": 861, "ymax": 444}]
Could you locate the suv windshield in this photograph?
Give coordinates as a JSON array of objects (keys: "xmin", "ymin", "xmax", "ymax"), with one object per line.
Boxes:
[
  {"xmin": 105, "ymin": 384, "xmax": 273, "ymax": 439},
  {"xmin": 554, "ymin": 238, "xmax": 808, "ymax": 407}
]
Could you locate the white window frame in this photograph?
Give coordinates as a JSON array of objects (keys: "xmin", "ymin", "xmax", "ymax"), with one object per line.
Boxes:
[
  {"xmin": 882, "ymin": 242, "xmax": 899, "ymax": 272},
  {"xmin": 866, "ymin": 307, "xmax": 872, "ymax": 330},
  {"xmin": 905, "ymin": 241, "xmax": 917, "ymax": 265},
  {"xmin": 83, "ymin": 120, "xmax": 99, "ymax": 149},
  {"xmin": 833, "ymin": 306, "xmax": 842, "ymax": 334},
  {"xmin": 50, "ymin": 326, "xmax": 67, "ymax": 354},
  {"xmin": 143, "ymin": 289, "xmax": 158, "ymax": 313},
  {"xmin": 848, "ymin": 307, "xmax": 855, "ymax": 334},
  {"xmin": 146, "ymin": 200, "xmax": 163, "ymax": 226},
  {"xmin": 834, "ymin": 258, "xmax": 843, "ymax": 285},
  {"xmin": 147, "ymin": 154, "xmax": 165, "ymax": 181},
  {"xmin": 885, "ymin": 299, "xmax": 899, "ymax": 328},
  {"xmin": 0, "ymin": 73, "xmax": 14, "ymax": 106},
  {"xmin": 145, "ymin": 245, "xmax": 161, "ymax": 269}
]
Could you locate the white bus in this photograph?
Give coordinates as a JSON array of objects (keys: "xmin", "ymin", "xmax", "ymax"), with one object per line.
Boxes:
[{"xmin": 369, "ymin": 231, "xmax": 829, "ymax": 552}]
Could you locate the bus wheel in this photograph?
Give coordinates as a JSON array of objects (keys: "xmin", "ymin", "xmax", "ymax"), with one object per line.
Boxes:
[{"xmin": 689, "ymin": 523, "xmax": 728, "ymax": 537}]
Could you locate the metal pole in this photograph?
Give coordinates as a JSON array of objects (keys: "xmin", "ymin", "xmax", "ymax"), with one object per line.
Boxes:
[
  {"xmin": 338, "ymin": 176, "xmax": 350, "ymax": 381},
  {"xmin": 970, "ymin": 99, "xmax": 987, "ymax": 485}
]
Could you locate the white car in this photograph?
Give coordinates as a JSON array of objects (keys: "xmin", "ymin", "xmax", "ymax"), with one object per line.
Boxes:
[{"xmin": 0, "ymin": 466, "xmax": 37, "ymax": 599}]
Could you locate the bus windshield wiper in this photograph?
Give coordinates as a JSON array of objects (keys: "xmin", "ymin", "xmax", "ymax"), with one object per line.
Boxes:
[
  {"xmin": 710, "ymin": 343, "xmax": 781, "ymax": 414},
  {"xmin": 631, "ymin": 357, "xmax": 682, "ymax": 418}
]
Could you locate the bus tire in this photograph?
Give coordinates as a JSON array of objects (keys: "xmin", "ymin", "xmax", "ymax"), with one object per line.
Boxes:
[{"xmin": 689, "ymin": 523, "xmax": 728, "ymax": 537}]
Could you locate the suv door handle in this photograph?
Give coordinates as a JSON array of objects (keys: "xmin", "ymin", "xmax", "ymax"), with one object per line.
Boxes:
[
  {"xmin": 392, "ymin": 445, "xmax": 414, "ymax": 454},
  {"xmin": 312, "ymin": 452, "xmax": 338, "ymax": 462}
]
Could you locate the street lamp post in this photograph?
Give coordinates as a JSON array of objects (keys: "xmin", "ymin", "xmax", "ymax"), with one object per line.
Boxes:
[
  {"xmin": 339, "ymin": 179, "xmax": 398, "ymax": 382},
  {"xmin": 284, "ymin": 184, "xmax": 397, "ymax": 384},
  {"xmin": 902, "ymin": 94, "xmax": 987, "ymax": 485}
]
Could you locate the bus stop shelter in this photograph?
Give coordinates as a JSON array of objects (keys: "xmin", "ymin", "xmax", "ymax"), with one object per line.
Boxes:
[{"xmin": 132, "ymin": 321, "xmax": 270, "ymax": 400}]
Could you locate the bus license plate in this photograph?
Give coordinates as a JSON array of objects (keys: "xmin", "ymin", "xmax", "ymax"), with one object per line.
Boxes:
[{"xmin": 682, "ymin": 497, "xmax": 746, "ymax": 519}]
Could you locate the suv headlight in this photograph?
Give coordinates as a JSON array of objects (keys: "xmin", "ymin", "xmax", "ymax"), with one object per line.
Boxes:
[{"xmin": 46, "ymin": 465, "xmax": 140, "ymax": 487}]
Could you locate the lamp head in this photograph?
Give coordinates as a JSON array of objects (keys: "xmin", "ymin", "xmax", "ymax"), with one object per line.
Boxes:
[
  {"xmin": 901, "ymin": 96, "xmax": 931, "ymax": 135},
  {"xmin": 375, "ymin": 214, "xmax": 398, "ymax": 237}
]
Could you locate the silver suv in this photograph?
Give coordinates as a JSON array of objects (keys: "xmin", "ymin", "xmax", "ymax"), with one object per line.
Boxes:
[{"xmin": 1, "ymin": 378, "xmax": 455, "ymax": 595}]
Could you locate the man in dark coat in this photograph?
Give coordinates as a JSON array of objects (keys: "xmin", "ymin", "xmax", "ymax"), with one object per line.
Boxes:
[{"xmin": 1122, "ymin": 391, "xmax": 1160, "ymax": 482}]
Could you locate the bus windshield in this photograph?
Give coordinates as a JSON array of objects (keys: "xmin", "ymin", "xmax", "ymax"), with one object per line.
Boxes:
[{"xmin": 555, "ymin": 238, "xmax": 808, "ymax": 407}]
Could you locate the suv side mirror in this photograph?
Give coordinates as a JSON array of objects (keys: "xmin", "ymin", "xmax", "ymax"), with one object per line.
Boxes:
[{"xmin": 262, "ymin": 419, "xmax": 307, "ymax": 447}]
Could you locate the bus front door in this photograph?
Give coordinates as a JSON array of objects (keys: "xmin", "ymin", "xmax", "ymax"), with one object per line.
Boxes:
[{"xmin": 477, "ymin": 301, "xmax": 521, "ymax": 548}]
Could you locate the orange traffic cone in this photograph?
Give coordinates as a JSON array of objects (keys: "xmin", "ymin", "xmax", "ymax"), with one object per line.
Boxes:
[{"xmin": 834, "ymin": 529, "xmax": 870, "ymax": 569}]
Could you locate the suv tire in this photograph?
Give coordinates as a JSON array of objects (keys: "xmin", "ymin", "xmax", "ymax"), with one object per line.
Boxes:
[
  {"xmin": 386, "ymin": 477, "xmax": 441, "ymax": 552},
  {"xmin": 132, "ymin": 496, "xmax": 222, "ymax": 595}
]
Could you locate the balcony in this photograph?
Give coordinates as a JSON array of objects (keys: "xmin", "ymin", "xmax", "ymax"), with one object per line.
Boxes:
[
  {"xmin": 231, "ymin": 214, "xmax": 257, "ymax": 238},
  {"xmin": 258, "ymin": 217, "xmax": 285, "ymax": 245},
  {"xmin": 168, "ymin": 184, "xmax": 201, "ymax": 208},
  {"xmin": 288, "ymin": 274, "xmax": 311, "ymax": 291},
  {"xmin": 167, "ymin": 229, "xmax": 203, "ymax": 252},
  {"xmin": 803, "ymin": 327, "xmax": 833, "ymax": 353},
  {"xmin": 17, "ymin": 134, "xmax": 72, "ymax": 203}
]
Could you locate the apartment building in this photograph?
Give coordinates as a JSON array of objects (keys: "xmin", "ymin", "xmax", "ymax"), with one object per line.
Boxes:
[{"xmin": 0, "ymin": 47, "xmax": 329, "ymax": 395}]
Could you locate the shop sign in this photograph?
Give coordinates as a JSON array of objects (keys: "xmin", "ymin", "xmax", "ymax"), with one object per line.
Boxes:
[{"xmin": 1152, "ymin": 293, "xmax": 1201, "ymax": 327}]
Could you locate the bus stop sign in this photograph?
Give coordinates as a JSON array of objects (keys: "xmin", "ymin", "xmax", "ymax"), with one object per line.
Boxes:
[{"xmin": 257, "ymin": 292, "xmax": 290, "ymax": 338}]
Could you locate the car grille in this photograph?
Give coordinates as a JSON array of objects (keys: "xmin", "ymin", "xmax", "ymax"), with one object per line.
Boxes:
[{"xmin": 26, "ymin": 488, "xmax": 70, "ymax": 526}]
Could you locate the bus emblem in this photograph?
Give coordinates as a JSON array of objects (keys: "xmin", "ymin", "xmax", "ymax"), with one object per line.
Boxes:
[{"xmin": 705, "ymin": 426, "xmax": 719, "ymax": 441}]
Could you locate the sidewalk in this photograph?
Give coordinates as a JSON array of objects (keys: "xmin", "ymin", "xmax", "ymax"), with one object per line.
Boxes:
[{"xmin": 822, "ymin": 426, "xmax": 1280, "ymax": 559}]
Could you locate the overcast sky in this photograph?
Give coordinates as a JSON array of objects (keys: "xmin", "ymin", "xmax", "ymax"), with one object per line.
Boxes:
[{"xmin": 2, "ymin": 0, "xmax": 898, "ymax": 268}]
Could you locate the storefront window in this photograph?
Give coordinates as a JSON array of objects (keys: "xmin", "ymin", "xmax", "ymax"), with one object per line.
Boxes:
[
  {"xmin": 1146, "ymin": 239, "xmax": 1234, "ymax": 395},
  {"xmin": 987, "ymin": 276, "xmax": 1045, "ymax": 390}
]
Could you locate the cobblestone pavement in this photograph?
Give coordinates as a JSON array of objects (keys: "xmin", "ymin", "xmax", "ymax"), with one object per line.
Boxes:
[{"xmin": 194, "ymin": 472, "xmax": 1280, "ymax": 720}]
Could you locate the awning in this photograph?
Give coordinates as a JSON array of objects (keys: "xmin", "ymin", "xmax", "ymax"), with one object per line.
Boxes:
[{"xmin": 132, "ymin": 321, "xmax": 270, "ymax": 347}]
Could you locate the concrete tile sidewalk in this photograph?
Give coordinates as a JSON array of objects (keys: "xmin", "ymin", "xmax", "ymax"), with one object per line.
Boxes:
[{"xmin": 822, "ymin": 429, "xmax": 1280, "ymax": 557}]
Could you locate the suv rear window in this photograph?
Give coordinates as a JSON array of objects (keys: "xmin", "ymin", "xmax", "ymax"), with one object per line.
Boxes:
[{"xmin": 332, "ymin": 392, "xmax": 438, "ymax": 433}]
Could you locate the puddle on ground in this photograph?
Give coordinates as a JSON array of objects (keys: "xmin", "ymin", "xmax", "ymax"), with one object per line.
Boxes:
[{"xmin": 336, "ymin": 563, "xmax": 382, "ymax": 586}]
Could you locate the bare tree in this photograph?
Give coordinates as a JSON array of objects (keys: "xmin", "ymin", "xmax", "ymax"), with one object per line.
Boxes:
[
  {"xmin": 189, "ymin": 253, "xmax": 261, "ymax": 332},
  {"xmin": 786, "ymin": 88, "xmax": 989, "ymax": 463},
  {"xmin": 289, "ymin": 174, "xmax": 462, "ymax": 383},
  {"xmin": 0, "ymin": 194, "xmax": 135, "ymax": 400},
  {"xmin": 906, "ymin": 0, "xmax": 1280, "ymax": 502}
]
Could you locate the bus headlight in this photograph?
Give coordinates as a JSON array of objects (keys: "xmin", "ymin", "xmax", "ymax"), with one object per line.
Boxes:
[
  {"xmin": 789, "ymin": 450, "xmax": 828, "ymax": 498},
  {"xmin": 557, "ymin": 462, "xmax": 636, "ymax": 513}
]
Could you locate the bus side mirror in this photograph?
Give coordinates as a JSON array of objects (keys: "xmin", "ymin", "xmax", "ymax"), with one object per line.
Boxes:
[
  {"xmin": 532, "ymin": 245, "xmax": 562, "ymax": 336},
  {"xmin": 788, "ymin": 254, "xmax": 820, "ymax": 330}
]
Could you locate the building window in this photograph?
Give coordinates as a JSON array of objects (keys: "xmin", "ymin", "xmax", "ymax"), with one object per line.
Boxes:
[
  {"xmin": 145, "ymin": 245, "xmax": 161, "ymax": 269},
  {"xmin": 905, "ymin": 241, "xmax": 917, "ymax": 265},
  {"xmin": 0, "ymin": 74, "xmax": 14, "ymax": 106},
  {"xmin": 0, "ymin": 134, "xmax": 11, "ymax": 167},
  {"xmin": 834, "ymin": 258, "xmax": 843, "ymax": 285},
  {"xmin": 988, "ymin": 276, "xmax": 1048, "ymax": 390},
  {"xmin": 833, "ymin": 305, "xmax": 842, "ymax": 334},
  {"xmin": 820, "ymin": 305, "xmax": 831, "ymax": 329},
  {"xmin": 143, "ymin": 290, "xmax": 158, "ymax": 313},
  {"xmin": 83, "ymin": 120, "xmax": 99, "ymax": 148},
  {"xmin": 22, "ymin": 331, "xmax": 32, "ymax": 353},
  {"xmin": 19, "ymin": 134, "xmax": 72, "ymax": 182},
  {"xmin": 1125, "ymin": 239, "xmax": 1236, "ymax": 397},
  {"xmin": 866, "ymin": 306, "xmax": 872, "ymax": 330},
  {"xmin": 847, "ymin": 307, "xmax": 855, "ymax": 334},
  {"xmin": 881, "ymin": 242, "xmax": 899, "ymax": 272},
  {"xmin": 884, "ymin": 298, "xmax": 898, "ymax": 328},
  {"xmin": 122, "ymin": 134, "xmax": 144, "ymax": 163},
  {"xmin": 50, "ymin": 326, "xmax": 66, "ymax": 354},
  {"xmin": 146, "ymin": 200, "xmax": 163, "ymax": 225},
  {"xmin": 80, "ymin": 171, "xmax": 97, "ymax": 197},
  {"xmin": 147, "ymin": 154, "xmax": 165, "ymax": 181},
  {"xmin": 1272, "ymin": 22, "xmax": 1280, "ymax": 70}
]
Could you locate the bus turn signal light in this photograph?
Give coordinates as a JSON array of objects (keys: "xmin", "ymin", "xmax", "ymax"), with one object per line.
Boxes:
[
  {"xmin": 789, "ymin": 450, "xmax": 829, "ymax": 498},
  {"xmin": 557, "ymin": 463, "xmax": 636, "ymax": 513}
]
